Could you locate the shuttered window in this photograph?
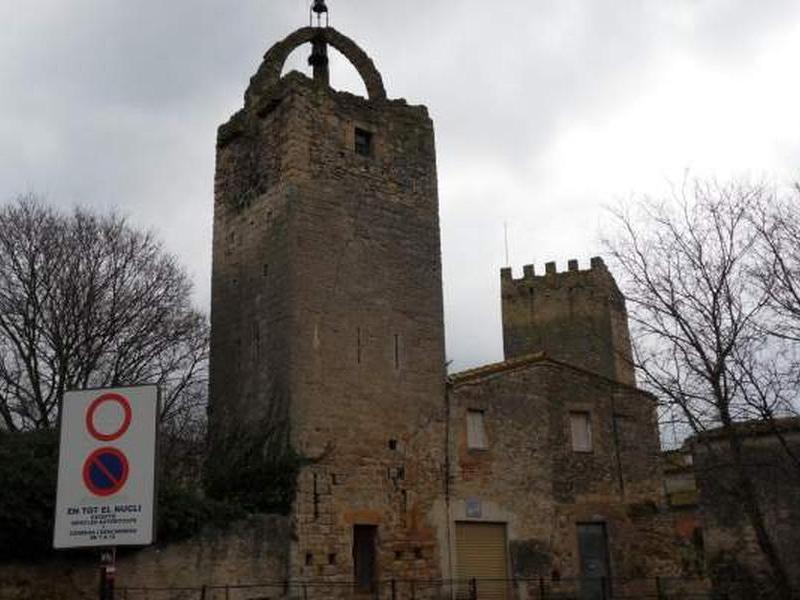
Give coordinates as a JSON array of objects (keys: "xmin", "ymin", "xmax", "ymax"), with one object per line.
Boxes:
[
  {"xmin": 570, "ymin": 411, "xmax": 593, "ymax": 452},
  {"xmin": 467, "ymin": 410, "xmax": 487, "ymax": 449},
  {"xmin": 455, "ymin": 522, "xmax": 509, "ymax": 599}
]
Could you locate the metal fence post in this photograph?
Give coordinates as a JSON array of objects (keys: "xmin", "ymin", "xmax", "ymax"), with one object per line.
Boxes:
[
  {"xmin": 469, "ymin": 577, "xmax": 477, "ymax": 600},
  {"xmin": 199, "ymin": 585, "xmax": 207, "ymax": 600},
  {"xmin": 539, "ymin": 576, "xmax": 546, "ymax": 600},
  {"xmin": 600, "ymin": 577, "xmax": 607, "ymax": 600},
  {"xmin": 391, "ymin": 578, "xmax": 397, "ymax": 600},
  {"xmin": 655, "ymin": 576, "xmax": 665, "ymax": 600},
  {"xmin": 225, "ymin": 584, "xmax": 230, "ymax": 600}
]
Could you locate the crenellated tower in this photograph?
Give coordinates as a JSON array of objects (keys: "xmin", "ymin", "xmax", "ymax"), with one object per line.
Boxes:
[
  {"xmin": 500, "ymin": 257, "xmax": 635, "ymax": 385},
  {"xmin": 208, "ymin": 14, "xmax": 447, "ymax": 587}
]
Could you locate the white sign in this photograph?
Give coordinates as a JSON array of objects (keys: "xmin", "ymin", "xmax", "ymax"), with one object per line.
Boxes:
[{"xmin": 53, "ymin": 385, "xmax": 159, "ymax": 549}]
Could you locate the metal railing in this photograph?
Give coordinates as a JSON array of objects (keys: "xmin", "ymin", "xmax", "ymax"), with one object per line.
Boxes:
[{"xmin": 117, "ymin": 576, "xmax": 713, "ymax": 600}]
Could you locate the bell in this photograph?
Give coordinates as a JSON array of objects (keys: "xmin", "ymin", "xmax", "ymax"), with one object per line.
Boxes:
[{"xmin": 312, "ymin": 0, "xmax": 328, "ymax": 14}]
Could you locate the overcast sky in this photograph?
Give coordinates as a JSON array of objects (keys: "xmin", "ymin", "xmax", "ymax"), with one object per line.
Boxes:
[{"xmin": 2, "ymin": 0, "xmax": 799, "ymax": 372}]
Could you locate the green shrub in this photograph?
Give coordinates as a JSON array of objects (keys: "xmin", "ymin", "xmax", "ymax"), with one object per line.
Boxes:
[
  {"xmin": 0, "ymin": 430, "xmax": 59, "ymax": 561},
  {"xmin": 205, "ymin": 422, "xmax": 306, "ymax": 514},
  {"xmin": 0, "ymin": 427, "xmax": 296, "ymax": 562}
]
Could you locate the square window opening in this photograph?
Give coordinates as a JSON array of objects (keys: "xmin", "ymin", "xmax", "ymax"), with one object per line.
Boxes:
[{"xmin": 355, "ymin": 127, "xmax": 373, "ymax": 157}]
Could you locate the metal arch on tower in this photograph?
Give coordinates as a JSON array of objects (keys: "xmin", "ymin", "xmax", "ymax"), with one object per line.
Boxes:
[{"xmin": 246, "ymin": 27, "xmax": 387, "ymax": 105}]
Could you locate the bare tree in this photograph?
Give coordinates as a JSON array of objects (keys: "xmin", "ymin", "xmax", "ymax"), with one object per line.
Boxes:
[
  {"xmin": 756, "ymin": 185, "xmax": 800, "ymax": 362},
  {"xmin": 604, "ymin": 178, "xmax": 794, "ymax": 599},
  {"xmin": 0, "ymin": 195, "xmax": 208, "ymax": 433}
]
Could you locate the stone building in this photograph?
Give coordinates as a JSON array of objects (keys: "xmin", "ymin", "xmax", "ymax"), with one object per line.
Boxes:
[
  {"xmin": 446, "ymin": 264, "xmax": 680, "ymax": 599},
  {"xmin": 662, "ymin": 447, "xmax": 705, "ymax": 579},
  {"xmin": 209, "ymin": 20, "xmax": 448, "ymax": 596},
  {"xmin": 208, "ymin": 11, "xmax": 682, "ymax": 599},
  {"xmin": 690, "ymin": 418, "xmax": 800, "ymax": 598}
]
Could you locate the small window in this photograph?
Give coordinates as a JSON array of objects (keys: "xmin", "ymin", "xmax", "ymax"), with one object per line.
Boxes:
[
  {"xmin": 570, "ymin": 411, "xmax": 593, "ymax": 452},
  {"xmin": 354, "ymin": 127, "xmax": 373, "ymax": 156},
  {"xmin": 467, "ymin": 410, "xmax": 487, "ymax": 450}
]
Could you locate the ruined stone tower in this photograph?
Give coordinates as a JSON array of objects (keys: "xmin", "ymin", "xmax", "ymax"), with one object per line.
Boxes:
[
  {"xmin": 500, "ymin": 257, "xmax": 635, "ymax": 385},
  {"xmin": 209, "ymin": 21, "xmax": 447, "ymax": 586}
]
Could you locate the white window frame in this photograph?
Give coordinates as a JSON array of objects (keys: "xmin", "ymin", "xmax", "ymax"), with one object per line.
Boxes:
[
  {"xmin": 570, "ymin": 411, "xmax": 593, "ymax": 452},
  {"xmin": 466, "ymin": 409, "xmax": 488, "ymax": 450}
]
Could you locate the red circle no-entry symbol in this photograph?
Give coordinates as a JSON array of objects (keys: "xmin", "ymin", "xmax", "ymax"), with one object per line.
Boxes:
[{"xmin": 86, "ymin": 393, "xmax": 132, "ymax": 441}]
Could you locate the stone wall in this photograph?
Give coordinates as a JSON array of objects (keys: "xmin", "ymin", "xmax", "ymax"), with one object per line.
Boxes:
[
  {"xmin": 500, "ymin": 258, "xmax": 635, "ymax": 385},
  {"xmin": 207, "ymin": 23, "xmax": 687, "ymax": 599},
  {"xmin": 446, "ymin": 356, "xmax": 680, "ymax": 589},
  {"xmin": 0, "ymin": 515, "xmax": 290, "ymax": 600},
  {"xmin": 692, "ymin": 421, "xmax": 800, "ymax": 598},
  {"xmin": 210, "ymin": 29, "xmax": 447, "ymax": 593}
]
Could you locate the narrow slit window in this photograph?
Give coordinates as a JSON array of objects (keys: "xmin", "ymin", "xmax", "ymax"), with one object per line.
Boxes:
[
  {"xmin": 570, "ymin": 411, "xmax": 593, "ymax": 452},
  {"xmin": 467, "ymin": 410, "xmax": 487, "ymax": 450},
  {"xmin": 393, "ymin": 334, "xmax": 400, "ymax": 369},
  {"xmin": 357, "ymin": 327, "xmax": 362, "ymax": 364},
  {"xmin": 354, "ymin": 127, "xmax": 373, "ymax": 156},
  {"xmin": 253, "ymin": 322, "xmax": 261, "ymax": 362}
]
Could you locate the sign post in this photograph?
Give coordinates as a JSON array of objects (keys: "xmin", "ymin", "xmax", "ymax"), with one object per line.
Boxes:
[
  {"xmin": 53, "ymin": 386, "xmax": 159, "ymax": 599},
  {"xmin": 99, "ymin": 547, "xmax": 116, "ymax": 600}
]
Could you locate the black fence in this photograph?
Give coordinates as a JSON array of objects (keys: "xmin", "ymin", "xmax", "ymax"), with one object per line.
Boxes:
[{"xmin": 116, "ymin": 576, "xmax": 713, "ymax": 600}]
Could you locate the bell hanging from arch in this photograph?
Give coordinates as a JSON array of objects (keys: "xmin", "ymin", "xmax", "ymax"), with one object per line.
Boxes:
[{"xmin": 312, "ymin": 0, "xmax": 328, "ymax": 15}]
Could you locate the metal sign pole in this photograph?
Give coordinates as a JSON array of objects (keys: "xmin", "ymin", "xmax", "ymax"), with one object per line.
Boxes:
[{"xmin": 99, "ymin": 547, "xmax": 116, "ymax": 600}]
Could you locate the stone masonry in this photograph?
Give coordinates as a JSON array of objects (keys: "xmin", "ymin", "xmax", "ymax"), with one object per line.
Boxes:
[
  {"xmin": 209, "ymin": 25, "xmax": 448, "ymax": 594},
  {"xmin": 206, "ymin": 20, "xmax": 686, "ymax": 599},
  {"xmin": 0, "ymin": 516, "xmax": 291, "ymax": 600},
  {"xmin": 691, "ymin": 419, "xmax": 800, "ymax": 599},
  {"xmin": 501, "ymin": 258, "xmax": 635, "ymax": 385},
  {"xmin": 445, "ymin": 351, "xmax": 682, "ymax": 598}
]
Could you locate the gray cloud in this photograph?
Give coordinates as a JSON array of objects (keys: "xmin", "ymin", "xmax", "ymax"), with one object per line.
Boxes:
[{"xmin": 1, "ymin": 0, "xmax": 798, "ymax": 372}]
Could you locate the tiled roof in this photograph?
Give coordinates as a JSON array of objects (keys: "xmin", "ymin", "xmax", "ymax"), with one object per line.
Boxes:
[
  {"xmin": 447, "ymin": 352, "xmax": 548, "ymax": 385},
  {"xmin": 447, "ymin": 353, "xmax": 652, "ymax": 399}
]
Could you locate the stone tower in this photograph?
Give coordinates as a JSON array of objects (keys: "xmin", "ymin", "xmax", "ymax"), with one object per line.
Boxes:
[
  {"xmin": 500, "ymin": 257, "xmax": 635, "ymax": 385},
  {"xmin": 209, "ymin": 22, "xmax": 447, "ymax": 585}
]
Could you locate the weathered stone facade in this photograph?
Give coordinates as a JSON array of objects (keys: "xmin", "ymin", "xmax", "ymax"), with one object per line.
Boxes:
[
  {"xmin": 501, "ymin": 259, "xmax": 635, "ymax": 386},
  {"xmin": 444, "ymin": 353, "xmax": 681, "ymax": 597},
  {"xmin": 206, "ymin": 21, "xmax": 685, "ymax": 599},
  {"xmin": 691, "ymin": 419, "xmax": 800, "ymax": 598},
  {"xmin": 209, "ymin": 25, "xmax": 447, "ymax": 594},
  {"xmin": 662, "ymin": 447, "xmax": 705, "ymax": 579},
  {"xmin": 0, "ymin": 515, "xmax": 290, "ymax": 600}
]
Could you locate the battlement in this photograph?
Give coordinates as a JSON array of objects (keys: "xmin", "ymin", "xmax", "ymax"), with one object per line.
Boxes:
[
  {"xmin": 501, "ymin": 256, "xmax": 609, "ymax": 283},
  {"xmin": 500, "ymin": 255, "xmax": 634, "ymax": 385}
]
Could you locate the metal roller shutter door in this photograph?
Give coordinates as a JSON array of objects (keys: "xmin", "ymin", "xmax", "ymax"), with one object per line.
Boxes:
[{"xmin": 455, "ymin": 522, "xmax": 509, "ymax": 599}]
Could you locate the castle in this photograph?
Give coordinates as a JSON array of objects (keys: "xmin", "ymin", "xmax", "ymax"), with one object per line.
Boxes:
[{"xmin": 207, "ymin": 11, "xmax": 680, "ymax": 599}]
